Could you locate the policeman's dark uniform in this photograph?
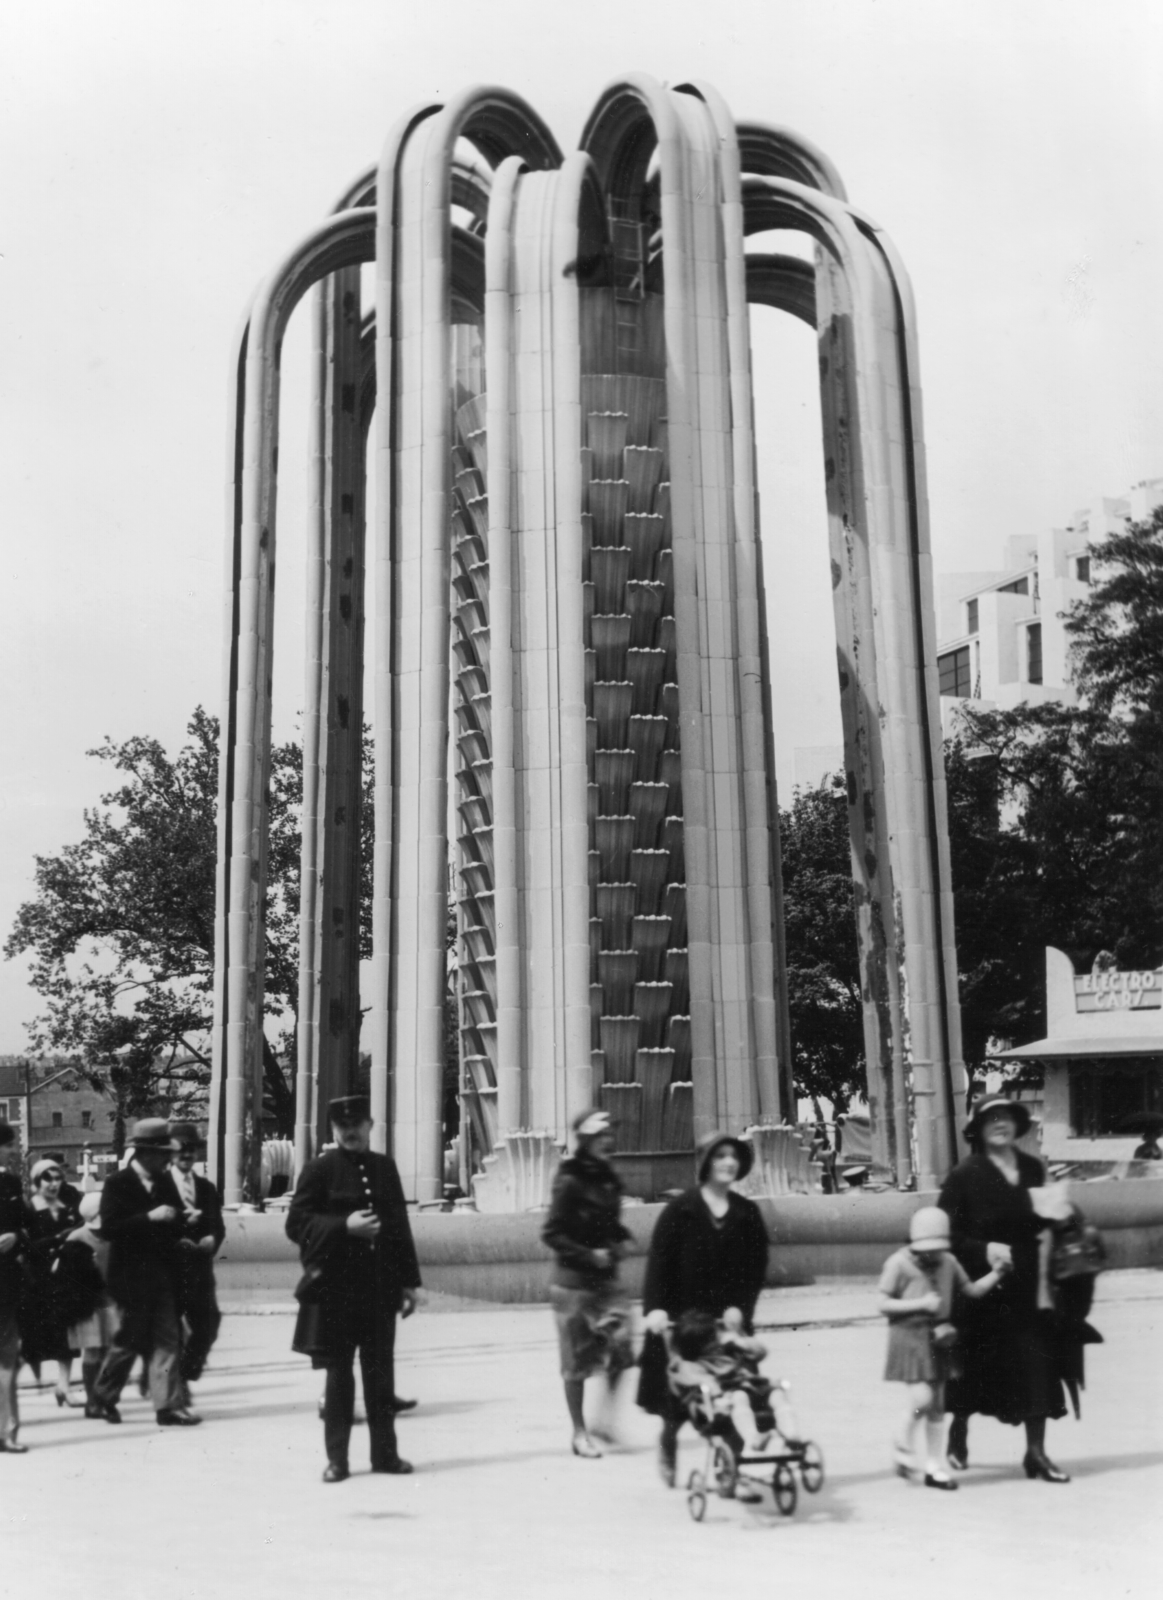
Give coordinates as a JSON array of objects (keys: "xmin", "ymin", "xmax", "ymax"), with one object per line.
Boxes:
[{"xmin": 286, "ymin": 1097, "xmax": 420, "ymax": 1479}]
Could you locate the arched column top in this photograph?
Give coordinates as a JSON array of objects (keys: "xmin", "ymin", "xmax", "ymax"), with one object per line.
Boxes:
[
  {"xmin": 735, "ymin": 121, "xmax": 847, "ymax": 201},
  {"xmin": 744, "ymin": 253, "xmax": 816, "ymax": 327},
  {"xmin": 249, "ymin": 207, "xmax": 377, "ymax": 358},
  {"xmin": 579, "ymin": 73, "xmax": 686, "ymax": 206}
]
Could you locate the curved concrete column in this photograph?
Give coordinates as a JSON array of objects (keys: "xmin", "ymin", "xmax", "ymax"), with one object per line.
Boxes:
[
  {"xmin": 739, "ymin": 176, "xmax": 966, "ymax": 1185},
  {"xmin": 370, "ymin": 89, "xmax": 561, "ymax": 1199},
  {"xmin": 582, "ymin": 76, "xmax": 779, "ymax": 1142},
  {"xmin": 211, "ymin": 208, "xmax": 376, "ymax": 1202}
]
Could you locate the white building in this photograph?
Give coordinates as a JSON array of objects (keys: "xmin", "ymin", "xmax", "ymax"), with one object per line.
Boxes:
[{"xmin": 935, "ymin": 477, "xmax": 1163, "ymax": 724}]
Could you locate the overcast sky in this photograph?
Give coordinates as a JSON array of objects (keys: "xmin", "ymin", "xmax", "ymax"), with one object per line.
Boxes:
[{"xmin": 1, "ymin": 0, "xmax": 1160, "ymax": 1052}]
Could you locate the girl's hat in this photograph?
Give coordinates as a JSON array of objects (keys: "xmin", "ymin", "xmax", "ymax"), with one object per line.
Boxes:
[
  {"xmin": 30, "ymin": 1157, "xmax": 64, "ymax": 1184},
  {"xmin": 909, "ymin": 1207, "xmax": 951, "ymax": 1249},
  {"xmin": 79, "ymin": 1193, "xmax": 102, "ymax": 1227},
  {"xmin": 964, "ymin": 1094, "xmax": 1031, "ymax": 1141}
]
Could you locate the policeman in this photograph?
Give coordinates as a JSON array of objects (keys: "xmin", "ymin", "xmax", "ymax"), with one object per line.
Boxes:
[{"xmin": 286, "ymin": 1096, "xmax": 421, "ymax": 1482}]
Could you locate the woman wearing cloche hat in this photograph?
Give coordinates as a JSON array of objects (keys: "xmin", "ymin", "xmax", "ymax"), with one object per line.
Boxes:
[
  {"xmin": 637, "ymin": 1131, "xmax": 769, "ymax": 1490},
  {"xmin": 937, "ymin": 1094, "xmax": 1096, "ymax": 1483}
]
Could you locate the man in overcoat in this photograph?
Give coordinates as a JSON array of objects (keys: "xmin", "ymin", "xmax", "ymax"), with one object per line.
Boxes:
[
  {"xmin": 286, "ymin": 1095, "xmax": 420, "ymax": 1482},
  {"xmin": 91, "ymin": 1117, "xmax": 200, "ymax": 1426},
  {"xmin": 0, "ymin": 1122, "xmax": 32, "ymax": 1452},
  {"xmin": 168, "ymin": 1122, "xmax": 225, "ymax": 1391}
]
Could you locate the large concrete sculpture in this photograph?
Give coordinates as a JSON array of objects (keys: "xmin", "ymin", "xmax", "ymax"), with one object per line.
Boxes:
[{"xmin": 209, "ymin": 77, "xmax": 968, "ymax": 1207}]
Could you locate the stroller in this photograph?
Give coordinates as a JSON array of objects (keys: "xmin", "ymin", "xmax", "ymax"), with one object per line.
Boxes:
[{"xmin": 663, "ymin": 1315, "xmax": 824, "ymax": 1521}]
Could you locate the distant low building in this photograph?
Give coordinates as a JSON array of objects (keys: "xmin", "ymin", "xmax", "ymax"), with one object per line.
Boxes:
[
  {"xmin": 996, "ymin": 949, "xmax": 1163, "ymax": 1166},
  {"xmin": 0, "ymin": 1057, "xmax": 117, "ymax": 1180},
  {"xmin": 935, "ymin": 477, "xmax": 1163, "ymax": 727}
]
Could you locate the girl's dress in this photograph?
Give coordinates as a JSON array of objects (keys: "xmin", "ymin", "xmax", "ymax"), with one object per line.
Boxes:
[
  {"xmin": 22, "ymin": 1197, "xmax": 80, "ymax": 1371},
  {"xmin": 56, "ymin": 1224, "xmax": 120, "ymax": 1353},
  {"xmin": 879, "ymin": 1247, "xmax": 969, "ymax": 1385}
]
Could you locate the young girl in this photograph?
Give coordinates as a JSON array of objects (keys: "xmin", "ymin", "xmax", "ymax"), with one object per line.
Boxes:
[
  {"xmin": 878, "ymin": 1206, "xmax": 1005, "ymax": 1490},
  {"xmin": 54, "ymin": 1193, "xmax": 119, "ymax": 1417}
]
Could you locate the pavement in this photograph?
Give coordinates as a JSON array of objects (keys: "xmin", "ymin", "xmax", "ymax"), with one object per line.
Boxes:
[{"xmin": 4, "ymin": 1270, "xmax": 1161, "ymax": 1600}]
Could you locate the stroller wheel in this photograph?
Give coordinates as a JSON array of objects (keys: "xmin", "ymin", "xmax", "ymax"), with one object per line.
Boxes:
[
  {"xmin": 774, "ymin": 1463, "xmax": 798, "ymax": 1516},
  {"xmin": 712, "ymin": 1440, "xmax": 738, "ymax": 1499},
  {"xmin": 687, "ymin": 1469, "xmax": 708, "ymax": 1522},
  {"xmin": 800, "ymin": 1441, "xmax": 825, "ymax": 1494}
]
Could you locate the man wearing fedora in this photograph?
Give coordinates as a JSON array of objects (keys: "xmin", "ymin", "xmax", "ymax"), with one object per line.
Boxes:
[
  {"xmin": 169, "ymin": 1122, "xmax": 225, "ymax": 1391},
  {"xmin": 287, "ymin": 1095, "xmax": 420, "ymax": 1482},
  {"xmin": 91, "ymin": 1117, "xmax": 200, "ymax": 1427}
]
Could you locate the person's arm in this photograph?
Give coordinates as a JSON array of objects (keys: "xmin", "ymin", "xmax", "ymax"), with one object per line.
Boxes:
[
  {"xmin": 739, "ymin": 1201, "xmax": 771, "ymax": 1327},
  {"xmin": 961, "ymin": 1265, "xmax": 1005, "ymax": 1300},
  {"xmin": 877, "ymin": 1255, "xmax": 940, "ymax": 1318},
  {"xmin": 99, "ymin": 1176, "xmax": 167, "ymax": 1242},
  {"xmin": 197, "ymin": 1180, "xmax": 226, "ymax": 1253},
  {"xmin": 937, "ymin": 1165, "xmax": 995, "ymax": 1276},
  {"xmin": 642, "ymin": 1198, "xmax": 682, "ymax": 1329},
  {"xmin": 541, "ymin": 1173, "xmax": 611, "ymax": 1271},
  {"xmin": 285, "ymin": 1158, "xmax": 348, "ymax": 1260},
  {"xmin": 382, "ymin": 1158, "xmax": 422, "ymax": 1292}
]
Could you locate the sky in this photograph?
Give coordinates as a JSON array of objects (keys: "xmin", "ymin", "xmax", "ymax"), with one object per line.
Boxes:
[{"xmin": 1, "ymin": 0, "xmax": 1161, "ymax": 1052}]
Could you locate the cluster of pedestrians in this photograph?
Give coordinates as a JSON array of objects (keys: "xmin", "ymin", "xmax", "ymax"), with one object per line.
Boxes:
[
  {"xmin": 539, "ymin": 1094, "xmax": 1103, "ymax": 1497},
  {"xmin": 0, "ymin": 1116, "xmax": 223, "ymax": 1451},
  {"xmin": 2, "ymin": 1090, "xmax": 1104, "ymax": 1499}
]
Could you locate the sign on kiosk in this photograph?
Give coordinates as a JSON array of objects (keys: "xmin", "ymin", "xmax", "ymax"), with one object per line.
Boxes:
[{"xmin": 1075, "ymin": 969, "xmax": 1162, "ymax": 1012}]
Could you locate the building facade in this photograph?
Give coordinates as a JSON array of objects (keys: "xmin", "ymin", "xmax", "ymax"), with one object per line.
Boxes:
[
  {"xmin": 0, "ymin": 1058, "xmax": 116, "ymax": 1180},
  {"xmin": 936, "ymin": 477, "xmax": 1163, "ymax": 721}
]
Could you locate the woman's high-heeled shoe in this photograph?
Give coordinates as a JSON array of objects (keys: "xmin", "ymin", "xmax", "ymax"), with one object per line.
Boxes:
[
  {"xmin": 571, "ymin": 1434, "xmax": 602, "ymax": 1459},
  {"xmin": 55, "ymin": 1388, "xmax": 83, "ymax": 1409},
  {"xmin": 1023, "ymin": 1449, "xmax": 1070, "ymax": 1483}
]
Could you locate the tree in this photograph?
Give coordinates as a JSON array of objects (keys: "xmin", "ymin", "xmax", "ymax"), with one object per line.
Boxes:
[
  {"xmin": 777, "ymin": 776, "xmax": 866, "ymax": 1115},
  {"xmin": 949, "ymin": 507, "xmax": 1163, "ymax": 1070},
  {"xmin": 4, "ymin": 710, "xmax": 324, "ymax": 1138}
]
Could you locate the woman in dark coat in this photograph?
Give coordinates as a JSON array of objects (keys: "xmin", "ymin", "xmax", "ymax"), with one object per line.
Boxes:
[
  {"xmin": 938, "ymin": 1094, "xmax": 1090, "ymax": 1483},
  {"xmin": 23, "ymin": 1159, "xmax": 82, "ymax": 1404},
  {"xmin": 638, "ymin": 1132, "xmax": 770, "ymax": 1486},
  {"xmin": 541, "ymin": 1108, "xmax": 634, "ymax": 1458}
]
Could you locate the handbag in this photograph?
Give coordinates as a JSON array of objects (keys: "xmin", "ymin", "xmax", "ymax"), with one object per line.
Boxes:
[
  {"xmin": 294, "ymin": 1264, "xmax": 327, "ymax": 1305},
  {"xmin": 1050, "ymin": 1208, "xmax": 1107, "ymax": 1281}
]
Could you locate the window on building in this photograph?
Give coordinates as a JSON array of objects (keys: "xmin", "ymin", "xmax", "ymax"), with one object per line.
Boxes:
[
  {"xmin": 81, "ymin": 1110, "xmax": 93, "ymax": 1130},
  {"xmin": 1075, "ymin": 555, "xmax": 1091, "ymax": 583},
  {"xmin": 997, "ymin": 576, "xmax": 1029, "ymax": 596},
  {"xmin": 1069, "ymin": 1058, "xmax": 1163, "ymax": 1137},
  {"xmin": 938, "ymin": 646, "xmax": 972, "ymax": 698},
  {"xmin": 966, "ymin": 597, "xmax": 979, "ymax": 635},
  {"xmin": 1027, "ymin": 623, "xmax": 1043, "ymax": 684},
  {"xmin": 51, "ymin": 1111, "xmax": 63, "ymax": 1128}
]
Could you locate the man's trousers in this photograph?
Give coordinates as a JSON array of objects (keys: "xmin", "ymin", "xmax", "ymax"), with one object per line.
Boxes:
[
  {"xmin": 94, "ymin": 1287, "xmax": 185, "ymax": 1414},
  {"xmin": 323, "ymin": 1304, "xmax": 399, "ymax": 1469}
]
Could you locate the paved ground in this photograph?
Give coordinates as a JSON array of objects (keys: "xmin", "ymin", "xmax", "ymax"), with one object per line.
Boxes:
[{"xmin": 4, "ymin": 1271, "xmax": 1161, "ymax": 1600}]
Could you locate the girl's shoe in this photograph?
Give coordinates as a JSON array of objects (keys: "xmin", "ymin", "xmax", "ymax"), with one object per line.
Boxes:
[
  {"xmin": 1023, "ymin": 1449, "xmax": 1070, "ymax": 1483},
  {"xmin": 892, "ymin": 1441, "xmax": 917, "ymax": 1480},
  {"xmin": 923, "ymin": 1471, "xmax": 958, "ymax": 1491}
]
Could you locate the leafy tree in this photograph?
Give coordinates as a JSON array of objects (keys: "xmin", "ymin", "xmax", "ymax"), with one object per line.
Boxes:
[
  {"xmin": 3, "ymin": 710, "xmax": 335, "ymax": 1140},
  {"xmin": 950, "ymin": 507, "xmax": 1163, "ymax": 1070},
  {"xmin": 777, "ymin": 776, "xmax": 866, "ymax": 1115}
]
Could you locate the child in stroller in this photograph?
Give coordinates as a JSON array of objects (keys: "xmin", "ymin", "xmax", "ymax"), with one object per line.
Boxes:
[{"xmin": 666, "ymin": 1309, "xmax": 823, "ymax": 1519}]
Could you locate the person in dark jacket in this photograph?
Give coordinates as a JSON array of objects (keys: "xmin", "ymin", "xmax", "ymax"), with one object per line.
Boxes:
[
  {"xmin": 0, "ymin": 1122, "xmax": 33, "ymax": 1452},
  {"xmin": 168, "ymin": 1122, "xmax": 225, "ymax": 1390},
  {"xmin": 23, "ymin": 1158, "xmax": 82, "ymax": 1404},
  {"xmin": 286, "ymin": 1095, "xmax": 420, "ymax": 1483},
  {"xmin": 56, "ymin": 1192, "xmax": 120, "ymax": 1415},
  {"xmin": 541, "ymin": 1108, "xmax": 634, "ymax": 1458},
  {"xmin": 638, "ymin": 1131, "xmax": 770, "ymax": 1487},
  {"xmin": 91, "ymin": 1118, "xmax": 197, "ymax": 1427},
  {"xmin": 938, "ymin": 1094, "xmax": 1092, "ymax": 1483}
]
